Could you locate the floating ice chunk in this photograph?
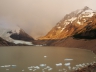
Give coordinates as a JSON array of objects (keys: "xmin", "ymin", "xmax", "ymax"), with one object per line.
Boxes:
[
  {"xmin": 32, "ymin": 66, "xmax": 35, "ymax": 68},
  {"xmin": 78, "ymin": 63, "xmax": 87, "ymax": 67},
  {"xmin": 42, "ymin": 70, "xmax": 45, "ymax": 72},
  {"xmin": 46, "ymin": 66, "xmax": 51, "ymax": 68},
  {"xmin": 11, "ymin": 65, "xmax": 16, "ymax": 68},
  {"xmin": 22, "ymin": 70, "xmax": 24, "ymax": 71},
  {"xmin": 4, "ymin": 65, "xmax": 11, "ymax": 67},
  {"xmin": 0, "ymin": 66, "xmax": 5, "ymax": 67},
  {"xmin": 48, "ymin": 68, "xmax": 53, "ymax": 71},
  {"xmin": 33, "ymin": 69, "xmax": 37, "ymax": 71},
  {"xmin": 78, "ymin": 64, "xmax": 83, "ymax": 67},
  {"xmin": 82, "ymin": 63, "xmax": 86, "ymax": 66},
  {"xmin": 34, "ymin": 66, "xmax": 40, "ymax": 69},
  {"xmin": 56, "ymin": 63, "xmax": 62, "ymax": 66},
  {"xmin": 64, "ymin": 58, "xmax": 73, "ymax": 61},
  {"xmin": 64, "ymin": 63, "xmax": 70, "ymax": 66},
  {"xmin": 28, "ymin": 66, "xmax": 32, "ymax": 69},
  {"xmin": 12, "ymin": 65, "xmax": 16, "ymax": 67},
  {"xmin": 90, "ymin": 62, "xmax": 93, "ymax": 65},
  {"xmin": 58, "ymin": 69, "xmax": 62, "ymax": 71},
  {"xmin": 40, "ymin": 64, "xmax": 46, "ymax": 67},
  {"xmin": 72, "ymin": 67, "xmax": 77, "ymax": 70},
  {"xmin": 76, "ymin": 64, "xmax": 80, "ymax": 67},
  {"xmin": 68, "ymin": 66, "xmax": 71, "ymax": 70},
  {"xmin": 44, "ymin": 56, "xmax": 47, "ymax": 58},
  {"xmin": 44, "ymin": 66, "xmax": 52, "ymax": 70},
  {"xmin": 29, "ymin": 69, "xmax": 32, "ymax": 70},
  {"xmin": 63, "ymin": 68, "xmax": 66, "ymax": 71}
]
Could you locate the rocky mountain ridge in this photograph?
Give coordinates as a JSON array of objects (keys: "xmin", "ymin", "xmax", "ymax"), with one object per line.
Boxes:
[
  {"xmin": 39, "ymin": 6, "xmax": 96, "ymax": 40},
  {"xmin": 32, "ymin": 6, "xmax": 96, "ymax": 54}
]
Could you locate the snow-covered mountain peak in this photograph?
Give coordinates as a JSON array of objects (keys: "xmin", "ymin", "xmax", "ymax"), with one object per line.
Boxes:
[
  {"xmin": 0, "ymin": 25, "xmax": 33, "ymax": 45},
  {"xmin": 11, "ymin": 26, "xmax": 20, "ymax": 34},
  {"xmin": 0, "ymin": 24, "xmax": 21, "ymax": 34},
  {"xmin": 39, "ymin": 6, "xmax": 96, "ymax": 40},
  {"xmin": 56, "ymin": 7, "xmax": 94, "ymax": 29},
  {"xmin": 82, "ymin": 6, "xmax": 91, "ymax": 11}
]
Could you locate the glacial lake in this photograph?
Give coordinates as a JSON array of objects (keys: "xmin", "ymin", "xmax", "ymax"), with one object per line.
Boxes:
[{"xmin": 0, "ymin": 46, "xmax": 96, "ymax": 72}]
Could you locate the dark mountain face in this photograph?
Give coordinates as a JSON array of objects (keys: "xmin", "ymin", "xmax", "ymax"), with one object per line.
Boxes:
[
  {"xmin": 10, "ymin": 29, "xmax": 34, "ymax": 41},
  {"xmin": 73, "ymin": 29, "xmax": 96, "ymax": 39},
  {"xmin": 39, "ymin": 6, "xmax": 96, "ymax": 40}
]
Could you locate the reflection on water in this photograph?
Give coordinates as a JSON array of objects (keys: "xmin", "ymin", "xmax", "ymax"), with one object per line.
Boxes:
[{"xmin": 0, "ymin": 46, "xmax": 96, "ymax": 72}]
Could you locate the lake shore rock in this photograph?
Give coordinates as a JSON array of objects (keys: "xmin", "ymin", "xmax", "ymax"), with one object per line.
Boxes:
[{"xmin": 72, "ymin": 63, "xmax": 96, "ymax": 72}]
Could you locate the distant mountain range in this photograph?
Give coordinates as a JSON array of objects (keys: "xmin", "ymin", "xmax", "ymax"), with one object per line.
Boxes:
[
  {"xmin": 1, "ymin": 6, "xmax": 96, "ymax": 48},
  {"xmin": 39, "ymin": 6, "xmax": 96, "ymax": 40}
]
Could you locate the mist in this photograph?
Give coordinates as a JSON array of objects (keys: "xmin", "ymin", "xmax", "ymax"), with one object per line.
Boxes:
[{"xmin": 0, "ymin": 0, "xmax": 96, "ymax": 39}]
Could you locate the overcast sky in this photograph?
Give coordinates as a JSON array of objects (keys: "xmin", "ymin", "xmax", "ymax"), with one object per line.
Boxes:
[{"xmin": 0, "ymin": 0, "xmax": 96, "ymax": 39}]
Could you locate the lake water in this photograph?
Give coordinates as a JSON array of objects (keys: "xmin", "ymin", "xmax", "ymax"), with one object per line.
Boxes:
[{"xmin": 0, "ymin": 46, "xmax": 96, "ymax": 72}]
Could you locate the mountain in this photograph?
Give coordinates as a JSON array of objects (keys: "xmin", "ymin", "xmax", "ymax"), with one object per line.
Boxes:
[
  {"xmin": 0, "ymin": 25, "xmax": 34, "ymax": 45},
  {"xmin": 34, "ymin": 6, "xmax": 96, "ymax": 54},
  {"xmin": 10, "ymin": 29, "xmax": 34, "ymax": 41},
  {"xmin": 39, "ymin": 6, "xmax": 96, "ymax": 40},
  {"xmin": 0, "ymin": 37, "xmax": 16, "ymax": 46}
]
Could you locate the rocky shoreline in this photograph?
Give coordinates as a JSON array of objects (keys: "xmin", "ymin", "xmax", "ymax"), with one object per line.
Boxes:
[{"xmin": 72, "ymin": 63, "xmax": 96, "ymax": 72}]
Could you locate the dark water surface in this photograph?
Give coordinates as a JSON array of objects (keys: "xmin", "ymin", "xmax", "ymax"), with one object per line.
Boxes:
[{"xmin": 0, "ymin": 46, "xmax": 96, "ymax": 72}]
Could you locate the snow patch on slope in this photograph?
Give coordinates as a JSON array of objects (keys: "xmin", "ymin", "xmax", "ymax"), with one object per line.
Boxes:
[
  {"xmin": 60, "ymin": 28, "xmax": 65, "ymax": 32},
  {"xmin": 13, "ymin": 40, "xmax": 33, "ymax": 45},
  {"xmin": 61, "ymin": 17, "xmax": 77, "ymax": 31},
  {"xmin": 57, "ymin": 26, "xmax": 61, "ymax": 29},
  {"xmin": 77, "ymin": 20, "xmax": 81, "ymax": 25},
  {"xmin": 67, "ymin": 17, "xmax": 77, "ymax": 23},
  {"xmin": 81, "ymin": 10, "xmax": 94, "ymax": 18}
]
